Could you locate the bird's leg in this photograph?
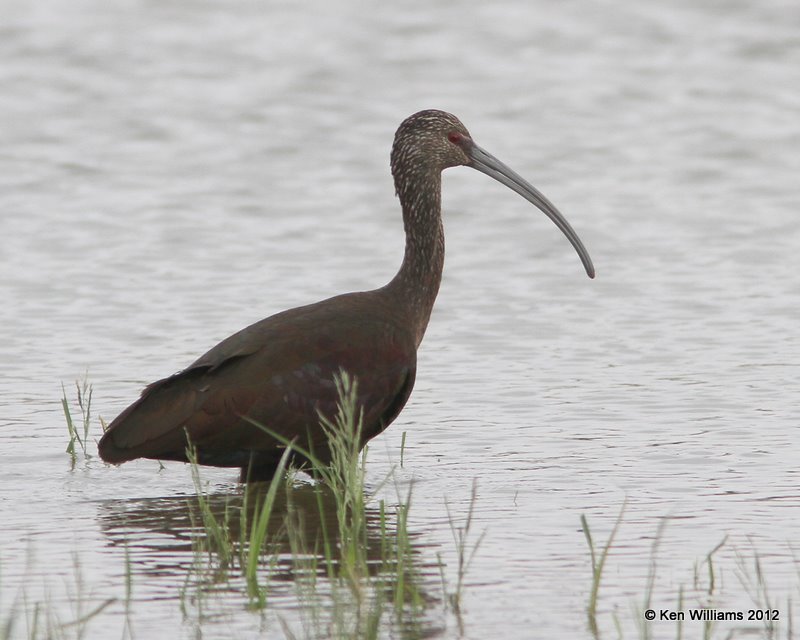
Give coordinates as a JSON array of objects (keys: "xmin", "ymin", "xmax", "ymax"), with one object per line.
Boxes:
[{"xmin": 239, "ymin": 451, "xmax": 281, "ymax": 483}]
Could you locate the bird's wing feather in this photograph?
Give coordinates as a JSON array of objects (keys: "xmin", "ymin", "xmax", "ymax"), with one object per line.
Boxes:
[{"xmin": 99, "ymin": 293, "xmax": 416, "ymax": 466}]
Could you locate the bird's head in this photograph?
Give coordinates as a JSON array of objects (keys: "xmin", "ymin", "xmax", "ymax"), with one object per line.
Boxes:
[
  {"xmin": 391, "ymin": 110, "xmax": 474, "ymax": 176},
  {"xmin": 391, "ymin": 109, "xmax": 595, "ymax": 279}
]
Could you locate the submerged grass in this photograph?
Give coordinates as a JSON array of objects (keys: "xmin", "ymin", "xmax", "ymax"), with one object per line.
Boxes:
[
  {"xmin": 40, "ymin": 374, "xmax": 800, "ymax": 638},
  {"xmin": 185, "ymin": 441, "xmax": 291, "ymax": 609},
  {"xmin": 243, "ymin": 449, "xmax": 291, "ymax": 607},
  {"xmin": 54, "ymin": 375, "xmax": 800, "ymax": 639},
  {"xmin": 734, "ymin": 540, "xmax": 782, "ymax": 639},
  {"xmin": 581, "ymin": 500, "xmax": 626, "ymax": 637},
  {"xmin": 1, "ymin": 548, "xmax": 119, "ymax": 640},
  {"xmin": 579, "ymin": 508, "xmax": 800, "ymax": 640},
  {"xmin": 437, "ymin": 478, "xmax": 484, "ymax": 630},
  {"xmin": 61, "ymin": 374, "xmax": 93, "ymax": 463},
  {"xmin": 179, "ymin": 371, "xmax": 470, "ymax": 638},
  {"xmin": 187, "ymin": 442, "xmax": 237, "ymax": 574},
  {"xmin": 248, "ymin": 373, "xmax": 434, "ymax": 636}
]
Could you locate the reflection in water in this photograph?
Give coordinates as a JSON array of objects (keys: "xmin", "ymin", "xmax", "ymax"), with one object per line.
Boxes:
[{"xmin": 96, "ymin": 477, "xmax": 445, "ymax": 637}]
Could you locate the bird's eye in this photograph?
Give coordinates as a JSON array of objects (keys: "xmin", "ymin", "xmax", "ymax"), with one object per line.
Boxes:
[{"xmin": 447, "ymin": 131, "xmax": 464, "ymax": 144}]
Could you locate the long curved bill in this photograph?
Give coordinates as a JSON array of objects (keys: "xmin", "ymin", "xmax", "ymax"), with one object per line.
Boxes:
[{"xmin": 468, "ymin": 143, "xmax": 595, "ymax": 279}]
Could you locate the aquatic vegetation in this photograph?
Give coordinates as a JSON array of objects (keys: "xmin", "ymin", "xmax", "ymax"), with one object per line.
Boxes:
[
  {"xmin": 581, "ymin": 500, "xmax": 626, "ymax": 637},
  {"xmin": 185, "ymin": 372, "xmax": 444, "ymax": 637},
  {"xmin": 61, "ymin": 374, "xmax": 93, "ymax": 463},
  {"xmin": 0, "ymin": 549, "xmax": 116, "ymax": 640},
  {"xmin": 437, "ymin": 478, "xmax": 484, "ymax": 635},
  {"xmin": 580, "ymin": 508, "xmax": 799, "ymax": 640},
  {"xmin": 53, "ymin": 375, "xmax": 800, "ymax": 640},
  {"xmin": 54, "ymin": 372, "xmax": 469, "ymax": 637}
]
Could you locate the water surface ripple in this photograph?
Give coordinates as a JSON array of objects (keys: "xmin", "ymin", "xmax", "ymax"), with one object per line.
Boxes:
[{"xmin": 1, "ymin": 0, "xmax": 798, "ymax": 638}]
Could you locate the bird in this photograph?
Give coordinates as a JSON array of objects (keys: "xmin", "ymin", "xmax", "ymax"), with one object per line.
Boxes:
[{"xmin": 98, "ymin": 110, "xmax": 595, "ymax": 482}]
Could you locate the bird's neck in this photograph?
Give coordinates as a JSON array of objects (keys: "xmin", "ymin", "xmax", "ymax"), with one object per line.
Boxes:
[{"xmin": 386, "ymin": 173, "xmax": 445, "ymax": 347}]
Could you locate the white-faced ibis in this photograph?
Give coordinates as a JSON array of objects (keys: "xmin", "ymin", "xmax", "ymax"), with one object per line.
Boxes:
[{"xmin": 98, "ymin": 110, "xmax": 594, "ymax": 481}]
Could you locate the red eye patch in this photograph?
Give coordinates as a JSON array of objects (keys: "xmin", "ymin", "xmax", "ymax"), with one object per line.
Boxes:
[{"xmin": 448, "ymin": 131, "xmax": 464, "ymax": 144}]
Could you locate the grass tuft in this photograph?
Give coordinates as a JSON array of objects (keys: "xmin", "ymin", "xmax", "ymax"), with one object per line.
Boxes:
[
  {"xmin": 183, "ymin": 370, "xmax": 472, "ymax": 637},
  {"xmin": 61, "ymin": 373, "xmax": 93, "ymax": 463},
  {"xmin": 581, "ymin": 500, "xmax": 626, "ymax": 638},
  {"xmin": 243, "ymin": 448, "xmax": 291, "ymax": 607}
]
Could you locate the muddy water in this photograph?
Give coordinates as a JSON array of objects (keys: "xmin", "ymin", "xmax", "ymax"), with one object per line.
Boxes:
[{"xmin": 1, "ymin": 0, "xmax": 799, "ymax": 638}]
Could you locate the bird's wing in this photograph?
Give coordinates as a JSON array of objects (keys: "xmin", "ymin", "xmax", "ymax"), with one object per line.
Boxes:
[{"xmin": 98, "ymin": 296, "xmax": 416, "ymax": 466}]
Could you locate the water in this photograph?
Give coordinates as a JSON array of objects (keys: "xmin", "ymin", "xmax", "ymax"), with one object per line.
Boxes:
[{"xmin": 2, "ymin": 0, "xmax": 799, "ymax": 637}]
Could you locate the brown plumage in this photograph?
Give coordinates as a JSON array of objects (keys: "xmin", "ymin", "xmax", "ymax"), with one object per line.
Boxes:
[{"xmin": 98, "ymin": 110, "xmax": 594, "ymax": 481}]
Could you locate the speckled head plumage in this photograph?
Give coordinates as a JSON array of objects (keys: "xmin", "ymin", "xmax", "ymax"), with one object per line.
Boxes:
[{"xmin": 391, "ymin": 110, "xmax": 475, "ymax": 186}]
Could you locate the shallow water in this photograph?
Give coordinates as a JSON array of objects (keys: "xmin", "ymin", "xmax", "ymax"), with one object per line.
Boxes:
[{"xmin": 2, "ymin": 0, "xmax": 799, "ymax": 638}]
